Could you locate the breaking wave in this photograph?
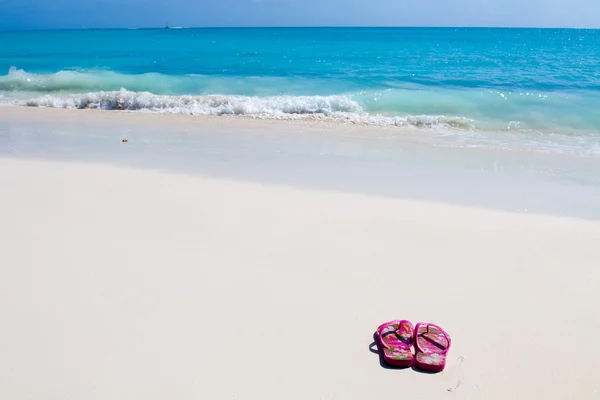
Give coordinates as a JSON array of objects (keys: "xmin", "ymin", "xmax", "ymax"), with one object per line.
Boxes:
[
  {"xmin": 20, "ymin": 89, "xmax": 475, "ymax": 129},
  {"xmin": 0, "ymin": 67, "xmax": 184, "ymax": 93},
  {"xmin": 3, "ymin": 68, "xmax": 600, "ymax": 133}
]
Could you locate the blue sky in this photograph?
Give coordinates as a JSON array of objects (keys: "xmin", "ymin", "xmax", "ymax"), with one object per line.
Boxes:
[{"xmin": 0, "ymin": 0, "xmax": 598, "ymax": 30}]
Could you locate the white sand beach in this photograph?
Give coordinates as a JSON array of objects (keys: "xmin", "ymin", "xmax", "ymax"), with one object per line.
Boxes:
[{"xmin": 1, "ymin": 108, "xmax": 600, "ymax": 399}]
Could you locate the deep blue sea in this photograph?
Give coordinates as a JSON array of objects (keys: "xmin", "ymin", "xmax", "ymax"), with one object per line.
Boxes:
[{"xmin": 1, "ymin": 27, "xmax": 600, "ymax": 154}]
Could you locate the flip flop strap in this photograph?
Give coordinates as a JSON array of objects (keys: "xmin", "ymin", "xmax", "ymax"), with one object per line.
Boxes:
[
  {"xmin": 377, "ymin": 322, "xmax": 394, "ymax": 350},
  {"xmin": 415, "ymin": 322, "xmax": 451, "ymax": 354},
  {"xmin": 377, "ymin": 320, "xmax": 411, "ymax": 350}
]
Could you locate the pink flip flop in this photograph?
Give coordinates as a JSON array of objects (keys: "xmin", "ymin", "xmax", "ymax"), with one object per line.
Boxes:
[
  {"xmin": 376, "ymin": 320, "xmax": 414, "ymax": 367},
  {"xmin": 414, "ymin": 322, "xmax": 451, "ymax": 372}
]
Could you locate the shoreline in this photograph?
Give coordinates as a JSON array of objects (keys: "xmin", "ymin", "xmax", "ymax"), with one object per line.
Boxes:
[
  {"xmin": 3, "ymin": 105, "xmax": 600, "ymax": 156},
  {"xmin": 0, "ymin": 105, "xmax": 430, "ymax": 138},
  {"xmin": 3, "ymin": 105, "xmax": 600, "ymax": 221}
]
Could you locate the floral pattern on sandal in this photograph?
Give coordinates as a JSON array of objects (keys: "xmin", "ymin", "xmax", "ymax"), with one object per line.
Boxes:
[
  {"xmin": 376, "ymin": 320, "xmax": 415, "ymax": 367},
  {"xmin": 413, "ymin": 322, "xmax": 451, "ymax": 372}
]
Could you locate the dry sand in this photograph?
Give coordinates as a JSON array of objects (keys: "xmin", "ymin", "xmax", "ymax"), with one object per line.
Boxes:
[{"xmin": 1, "ymin": 156, "xmax": 600, "ymax": 399}]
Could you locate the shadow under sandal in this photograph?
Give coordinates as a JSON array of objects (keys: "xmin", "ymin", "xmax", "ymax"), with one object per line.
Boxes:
[
  {"xmin": 376, "ymin": 320, "xmax": 415, "ymax": 367},
  {"xmin": 414, "ymin": 322, "xmax": 451, "ymax": 372}
]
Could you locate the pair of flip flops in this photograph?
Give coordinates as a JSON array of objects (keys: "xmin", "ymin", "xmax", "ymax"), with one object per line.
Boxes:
[{"xmin": 376, "ymin": 320, "xmax": 451, "ymax": 372}]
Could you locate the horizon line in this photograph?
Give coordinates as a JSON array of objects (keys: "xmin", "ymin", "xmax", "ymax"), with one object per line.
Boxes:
[{"xmin": 1, "ymin": 25, "xmax": 600, "ymax": 33}]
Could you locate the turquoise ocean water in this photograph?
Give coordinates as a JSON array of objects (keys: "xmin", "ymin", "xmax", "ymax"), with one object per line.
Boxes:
[{"xmin": 1, "ymin": 28, "xmax": 600, "ymax": 155}]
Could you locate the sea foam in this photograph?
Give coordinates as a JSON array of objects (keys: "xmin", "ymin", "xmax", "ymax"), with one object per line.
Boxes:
[{"xmin": 21, "ymin": 89, "xmax": 475, "ymax": 129}]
